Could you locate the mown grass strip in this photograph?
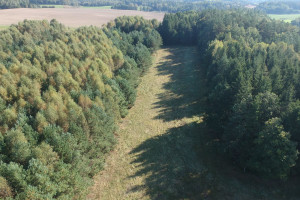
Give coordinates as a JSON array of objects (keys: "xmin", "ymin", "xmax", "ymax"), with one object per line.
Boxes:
[
  {"xmin": 81, "ymin": 6, "xmax": 112, "ymax": 9},
  {"xmin": 40, "ymin": 4, "xmax": 65, "ymax": 8}
]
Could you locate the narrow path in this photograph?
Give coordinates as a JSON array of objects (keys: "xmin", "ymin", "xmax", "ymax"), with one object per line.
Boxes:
[{"xmin": 87, "ymin": 47, "xmax": 208, "ymax": 200}]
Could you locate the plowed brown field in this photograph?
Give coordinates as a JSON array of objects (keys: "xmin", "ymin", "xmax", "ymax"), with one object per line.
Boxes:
[{"xmin": 0, "ymin": 8, "xmax": 164, "ymax": 27}]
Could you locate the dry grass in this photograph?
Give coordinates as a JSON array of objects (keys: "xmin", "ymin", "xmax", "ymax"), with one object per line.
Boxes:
[
  {"xmin": 87, "ymin": 47, "xmax": 209, "ymax": 200},
  {"xmin": 0, "ymin": 8, "xmax": 164, "ymax": 28},
  {"xmin": 87, "ymin": 47, "xmax": 300, "ymax": 200}
]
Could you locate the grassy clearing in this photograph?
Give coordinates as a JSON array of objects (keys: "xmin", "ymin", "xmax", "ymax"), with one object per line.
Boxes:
[
  {"xmin": 0, "ymin": 26, "xmax": 8, "ymax": 30},
  {"xmin": 88, "ymin": 47, "xmax": 300, "ymax": 200},
  {"xmin": 268, "ymin": 13, "xmax": 300, "ymax": 23},
  {"xmin": 0, "ymin": 25, "xmax": 9, "ymax": 30},
  {"xmin": 88, "ymin": 47, "xmax": 208, "ymax": 199},
  {"xmin": 82, "ymin": 6, "xmax": 112, "ymax": 9},
  {"xmin": 40, "ymin": 4, "xmax": 64, "ymax": 8}
]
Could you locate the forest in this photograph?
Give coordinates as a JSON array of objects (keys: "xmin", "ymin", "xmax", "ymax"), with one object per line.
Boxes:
[
  {"xmin": 3, "ymin": 0, "xmax": 300, "ymax": 14},
  {"xmin": 0, "ymin": 0, "xmax": 33, "ymax": 9},
  {"xmin": 1, "ymin": 2, "xmax": 300, "ymax": 199},
  {"xmin": 256, "ymin": 1, "xmax": 300, "ymax": 14},
  {"xmin": 3, "ymin": 0, "xmax": 300, "ymax": 15},
  {"xmin": 0, "ymin": 0, "xmax": 245, "ymax": 11},
  {"xmin": 0, "ymin": 16, "xmax": 161, "ymax": 199},
  {"xmin": 0, "ymin": 0, "xmax": 257, "ymax": 12},
  {"xmin": 160, "ymin": 10, "xmax": 300, "ymax": 179},
  {"xmin": 111, "ymin": 0, "xmax": 242, "ymax": 13}
]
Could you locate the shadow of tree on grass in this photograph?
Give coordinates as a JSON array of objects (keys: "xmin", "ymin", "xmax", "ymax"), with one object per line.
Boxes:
[
  {"xmin": 125, "ymin": 47, "xmax": 300, "ymax": 200},
  {"xmin": 127, "ymin": 47, "xmax": 219, "ymax": 199},
  {"xmin": 128, "ymin": 122, "xmax": 218, "ymax": 200},
  {"xmin": 152, "ymin": 47, "xmax": 205, "ymax": 122}
]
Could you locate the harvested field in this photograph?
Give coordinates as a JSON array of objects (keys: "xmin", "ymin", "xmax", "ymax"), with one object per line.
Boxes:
[{"xmin": 0, "ymin": 8, "xmax": 165, "ymax": 28}]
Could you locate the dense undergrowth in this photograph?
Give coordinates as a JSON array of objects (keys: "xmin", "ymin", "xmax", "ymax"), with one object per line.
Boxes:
[{"xmin": 0, "ymin": 16, "xmax": 161, "ymax": 199}]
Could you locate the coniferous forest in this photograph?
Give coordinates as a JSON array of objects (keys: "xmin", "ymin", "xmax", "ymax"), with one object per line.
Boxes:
[
  {"xmin": 1, "ymin": 3, "xmax": 300, "ymax": 200},
  {"xmin": 0, "ymin": 17, "xmax": 161, "ymax": 199},
  {"xmin": 160, "ymin": 10, "xmax": 300, "ymax": 179}
]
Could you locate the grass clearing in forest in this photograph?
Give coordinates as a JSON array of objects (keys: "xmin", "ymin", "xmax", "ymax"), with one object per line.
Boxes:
[
  {"xmin": 88, "ymin": 47, "xmax": 300, "ymax": 200},
  {"xmin": 88, "ymin": 47, "xmax": 211, "ymax": 199},
  {"xmin": 269, "ymin": 13, "xmax": 300, "ymax": 23},
  {"xmin": 82, "ymin": 6, "xmax": 112, "ymax": 9},
  {"xmin": 40, "ymin": 4, "xmax": 65, "ymax": 8},
  {"xmin": 0, "ymin": 25, "xmax": 8, "ymax": 30}
]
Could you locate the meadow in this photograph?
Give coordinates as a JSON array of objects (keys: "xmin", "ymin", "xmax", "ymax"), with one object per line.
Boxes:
[
  {"xmin": 0, "ymin": 25, "xmax": 8, "ymax": 30},
  {"xmin": 82, "ymin": 6, "xmax": 112, "ymax": 9},
  {"xmin": 40, "ymin": 4, "xmax": 65, "ymax": 8},
  {"xmin": 268, "ymin": 13, "xmax": 300, "ymax": 23}
]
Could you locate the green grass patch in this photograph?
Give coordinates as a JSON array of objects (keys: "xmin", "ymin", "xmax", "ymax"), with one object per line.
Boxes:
[
  {"xmin": 268, "ymin": 14, "xmax": 300, "ymax": 23},
  {"xmin": 0, "ymin": 26, "xmax": 9, "ymax": 30},
  {"xmin": 40, "ymin": 4, "xmax": 65, "ymax": 8},
  {"xmin": 81, "ymin": 6, "xmax": 112, "ymax": 9}
]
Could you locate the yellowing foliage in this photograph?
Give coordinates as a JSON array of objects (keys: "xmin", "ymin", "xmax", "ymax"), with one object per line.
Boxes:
[{"xmin": 0, "ymin": 17, "xmax": 161, "ymax": 199}]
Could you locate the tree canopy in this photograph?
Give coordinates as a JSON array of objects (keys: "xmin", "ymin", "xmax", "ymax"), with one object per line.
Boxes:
[
  {"xmin": 0, "ymin": 17, "xmax": 161, "ymax": 199},
  {"xmin": 159, "ymin": 9, "xmax": 300, "ymax": 179}
]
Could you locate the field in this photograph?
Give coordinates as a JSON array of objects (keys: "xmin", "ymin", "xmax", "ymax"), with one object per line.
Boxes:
[
  {"xmin": 0, "ymin": 8, "xmax": 164, "ymax": 28},
  {"xmin": 268, "ymin": 14, "xmax": 300, "ymax": 23}
]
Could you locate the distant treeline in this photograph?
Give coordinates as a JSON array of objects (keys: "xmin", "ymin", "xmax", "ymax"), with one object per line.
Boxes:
[
  {"xmin": 256, "ymin": 1, "xmax": 300, "ymax": 14},
  {"xmin": 0, "ymin": 16, "xmax": 161, "ymax": 199},
  {"xmin": 6, "ymin": 0, "xmax": 300, "ymax": 14},
  {"xmin": 112, "ymin": 0, "xmax": 242, "ymax": 13},
  {"xmin": 159, "ymin": 10, "xmax": 300, "ymax": 179},
  {"xmin": 8, "ymin": 0, "xmax": 300, "ymax": 14},
  {"xmin": 0, "ymin": 0, "xmax": 34, "ymax": 9},
  {"xmin": 0, "ymin": 0, "xmax": 112, "ymax": 9},
  {"xmin": 2, "ymin": 0, "xmax": 250, "ymax": 12}
]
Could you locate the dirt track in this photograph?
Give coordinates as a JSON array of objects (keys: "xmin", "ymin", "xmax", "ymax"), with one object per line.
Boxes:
[{"xmin": 0, "ymin": 8, "xmax": 165, "ymax": 27}]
